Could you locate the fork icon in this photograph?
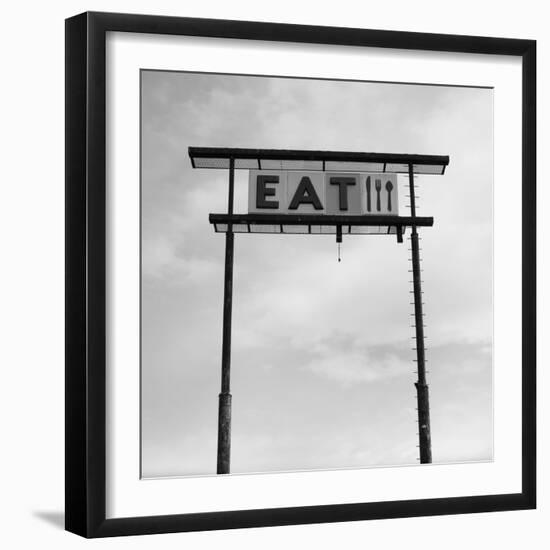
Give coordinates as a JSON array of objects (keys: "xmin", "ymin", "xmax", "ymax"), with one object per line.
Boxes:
[{"xmin": 375, "ymin": 179, "xmax": 382, "ymax": 212}]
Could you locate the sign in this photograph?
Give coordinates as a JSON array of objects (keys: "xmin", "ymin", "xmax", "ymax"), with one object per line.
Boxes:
[{"xmin": 248, "ymin": 171, "xmax": 398, "ymax": 215}]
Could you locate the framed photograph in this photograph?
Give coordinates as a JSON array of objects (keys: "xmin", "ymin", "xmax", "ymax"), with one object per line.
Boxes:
[{"xmin": 65, "ymin": 11, "xmax": 536, "ymax": 538}]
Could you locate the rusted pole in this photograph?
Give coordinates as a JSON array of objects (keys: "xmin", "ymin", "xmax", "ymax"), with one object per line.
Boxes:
[
  {"xmin": 217, "ymin": 157, "xmax": 235, "ymax": 474},
  {"xmin": 408, "ymin": 163, "xmax": 432, "ymax": 464}
]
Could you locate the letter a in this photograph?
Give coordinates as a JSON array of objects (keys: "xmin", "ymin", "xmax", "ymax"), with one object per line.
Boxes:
[{"xmin": 288, "ymin": 177, "xmax": 323, "ymax": 210}]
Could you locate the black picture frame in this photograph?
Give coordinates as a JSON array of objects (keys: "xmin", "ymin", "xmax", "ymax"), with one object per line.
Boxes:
[{"xmin": 65, "ymin": 11, "xmax": 536, "ymax": 538}]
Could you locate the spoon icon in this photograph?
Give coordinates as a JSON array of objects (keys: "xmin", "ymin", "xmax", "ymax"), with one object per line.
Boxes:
[
  {"xmin": 375, "ymin": 179, "xmax": 382, "ymax": 212},
  {"xmin": 386, "ymin": 180, "xmax": 394, "ymax": 211}
]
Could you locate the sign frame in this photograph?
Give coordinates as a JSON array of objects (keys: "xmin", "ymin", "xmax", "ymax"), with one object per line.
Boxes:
[{"xmin": 65, "ymin": 11, "xmax": 536, "ymax": 538}]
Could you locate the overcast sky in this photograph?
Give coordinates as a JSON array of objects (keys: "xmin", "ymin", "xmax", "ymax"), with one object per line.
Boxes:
[{"xmin": 140, "ymin": 70, "xmax": 493, "ymax": 478}]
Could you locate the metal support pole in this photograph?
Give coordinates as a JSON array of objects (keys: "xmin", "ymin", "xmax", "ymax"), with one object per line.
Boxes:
[
  {"xmin": 217, "ymin": 158, "xmax": 235, "ymax": 474},
  {"xmin": 408, "ymin": 164, "xmax": 432, "ymax": 464}
]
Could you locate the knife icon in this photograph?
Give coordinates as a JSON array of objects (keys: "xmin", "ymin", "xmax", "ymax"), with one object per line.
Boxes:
[{"xmin": 366, "ymin": 176, "xmax": 371, "ymax": 212}]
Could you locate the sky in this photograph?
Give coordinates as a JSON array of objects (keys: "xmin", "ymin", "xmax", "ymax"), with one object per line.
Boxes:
[{"xmin": 140, "ymin": 70, "xmax": 493, "ymax": 478}]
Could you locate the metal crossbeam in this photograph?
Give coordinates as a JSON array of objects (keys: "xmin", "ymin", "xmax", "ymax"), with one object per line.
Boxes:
[{"xmin": 209, "ymin": 213, "xmax": 434, "ymax": 227}]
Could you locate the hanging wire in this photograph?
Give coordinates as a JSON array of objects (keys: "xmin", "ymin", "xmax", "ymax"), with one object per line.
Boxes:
[{"xmin": 336, "ymin": 224, "xmax": 343, "ymax": 262}]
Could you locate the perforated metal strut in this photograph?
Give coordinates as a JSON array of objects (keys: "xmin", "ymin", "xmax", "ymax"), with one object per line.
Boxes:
[{"xmin": 408, "ymin": 164, "xmax": 432, "ymax": 464}]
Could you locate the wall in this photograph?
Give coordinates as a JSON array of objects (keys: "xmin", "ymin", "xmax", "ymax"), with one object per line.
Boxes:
[{"xmin": 0, "ymin": 1, "xmax": 546, "ymax": 548}]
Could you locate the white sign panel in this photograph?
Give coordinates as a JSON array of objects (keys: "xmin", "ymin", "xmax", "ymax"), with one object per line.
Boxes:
[{"xmin": 248, "ymin": 170, "xmax": 398, "ymax": 215}]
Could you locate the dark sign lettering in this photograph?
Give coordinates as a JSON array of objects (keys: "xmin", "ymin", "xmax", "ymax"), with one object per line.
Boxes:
[
  {"xmin": 288, "ymin": 176, "xmax": 324, "ymax": 210},
  {"xmin": 256, "ymin": 175, "xmax": 279, "ymax": 209},
  {"xmin": 329, "ymin": 176, "xmax": 356, "ymax": 211}
]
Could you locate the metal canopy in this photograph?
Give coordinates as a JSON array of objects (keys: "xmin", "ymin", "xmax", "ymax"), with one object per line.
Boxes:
[
  {"xmin": 209, "ymin": 213, "xmax": 433, "ymax": 243},
  {"xmin": 209, "ymin": 213, "xmax": 432, "ymax": 233},
  {"xmin": 189, "ymin": 147, "xmax": 449, "ymax": 175}
]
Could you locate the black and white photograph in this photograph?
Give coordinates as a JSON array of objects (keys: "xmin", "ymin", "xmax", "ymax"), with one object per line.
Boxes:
[{"xmin": 140, "ymin": 70, "xmax": 493, "ymax": 478}]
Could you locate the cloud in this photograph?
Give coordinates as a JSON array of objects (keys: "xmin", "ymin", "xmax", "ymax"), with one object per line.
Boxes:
[
  {"xmin": 305, "ymin": 347, "xmax": 410, "ymax": 387},
  {"xmin": 142, "ymin": 235, "xmax": 219, "ymax": 284},
  {"xmin": 271, "ymin": 330, "xmax": 415, "ymax": 387}
]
